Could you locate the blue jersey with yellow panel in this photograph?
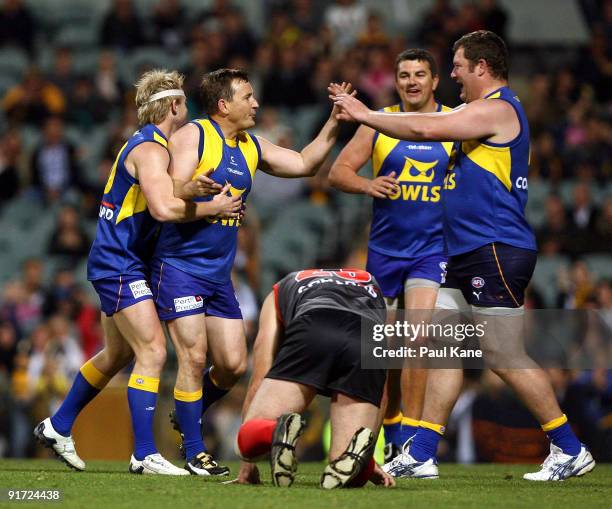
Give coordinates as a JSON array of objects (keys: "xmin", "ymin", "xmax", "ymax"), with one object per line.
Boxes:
[
  {"xmin": 442, "ymin": 87, "xmax": 536, "ymax": 256},
  {"xmin": 369, "ymin": 103, "xmax": 452, "ymax": 258},
  {"xmin": 87, "ymin": 124, "xmax": 167, "ymax": 281},
  {"xmin": 154, "ymin": 117, "xmax": 260, "ymax": 284}
]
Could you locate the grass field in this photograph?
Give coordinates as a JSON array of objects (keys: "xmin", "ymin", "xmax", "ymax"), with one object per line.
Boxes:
[{"xmin": 0, "ymin": 460, "xmax": 610, "ymax": 509}]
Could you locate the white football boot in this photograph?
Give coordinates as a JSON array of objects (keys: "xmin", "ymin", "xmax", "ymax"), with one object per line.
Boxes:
[
  {"xmin": 129, "ymin": 453, "xmax": 189, "ymax": 475},
  {"xmin": 34, "ymin": 418, "xmax": 85, "ymax": 471},
  {"xmin": 382, "ymin": 441, "xmax": 439, "ymax": 479},
  {"xmin": 523, "ymin": 444, "xmax": 595, "ymax": 481}
]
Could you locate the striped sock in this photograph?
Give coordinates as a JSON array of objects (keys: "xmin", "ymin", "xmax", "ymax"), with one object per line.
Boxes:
[
  {"xmin": 543, "ymin": 414, "xmax": 581, "ymax": 456},
  {"xmin": 127, "ymin": 374, "xmax": 159, "ymax": 461},
  {"xmin": 201, "ymin": 367, "xmax": 229, "ymax": 415},
  {"xmin": 51, "ymin": 360, "xmax": 110, "ymax": 436},
  {"xmin": 383, "ymin": 412, "xmax": 403, "ymax": 448},
  {"xmin": 174, "ymin": 387, "xmax": 205, "ymax": 460},
  {"xmin": 400, "ymin": 416, "xmax": 420, "ymax": 446},
  {"xmin": 409, "ymin": 421, "xmax": 445, "ymax": 462}
]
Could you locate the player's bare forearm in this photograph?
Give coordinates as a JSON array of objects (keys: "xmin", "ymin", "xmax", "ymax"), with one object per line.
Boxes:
[
  {"xmin": 328, "ymin": 162, "xmax": 370, "ymax": 194},
  {"xmin": 299, "ymin": 116, "xmax": 340, "ymax": 176},
  {"xmin": 362, "ymin": 110, "xmax": 433, "ymax": 141}
]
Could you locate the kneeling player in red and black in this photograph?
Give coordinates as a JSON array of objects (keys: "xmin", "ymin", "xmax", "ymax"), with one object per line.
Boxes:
[{"xmin": 235, "ymin": 269, "xmax": 394, "ymax": 489}]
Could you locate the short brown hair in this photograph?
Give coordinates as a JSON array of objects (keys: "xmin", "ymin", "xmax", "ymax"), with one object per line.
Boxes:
[
  {"xmin": 134, "ymin": 69, "xmax": 184, "ymax": 125},
  {"xmin": 453, "ymin": 30, "xmax": 509, "ymax": 80},
  {"xmin": 395, "ymin": 48, "xmax": 438, "ymax": 77},
  {"xmin": 200, "ymin": 68, "xmax": 250, "ymax": 116}
]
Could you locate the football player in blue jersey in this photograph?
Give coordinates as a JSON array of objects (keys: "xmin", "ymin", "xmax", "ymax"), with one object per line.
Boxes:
[
  {"xmin": 332, "ymin": 31, "xmax": 595, "ymax": 481},
  {"xmin": 150, "ymin": 69, "xmax": 353, "ymax": 476},
  {"xmin": 329, "ymin": 49, "xmax": 451, "ymax": 462},
  {"xmin": 34, "ymin": 70, "xmax": 242, "ymax": 475}
]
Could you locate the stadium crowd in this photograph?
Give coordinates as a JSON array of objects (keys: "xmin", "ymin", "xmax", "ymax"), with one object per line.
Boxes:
[{"xmin": 0, "ymin": 0, "xmax": 610, "ymax": 463}]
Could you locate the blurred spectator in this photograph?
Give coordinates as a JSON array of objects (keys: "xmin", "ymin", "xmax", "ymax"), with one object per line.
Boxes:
[
  {"xmin": 261, "ymin": 46, "xmax": 316, "ymax": 108},
  {"xmin": 0, "ymin": 259, "xmax": 46, "ymax": 338},
  {"xmin": 100, "ymin": 0, "xmax": 146, "ymax": 53},
  {"xmin": 357, "ymin": 12, "xmax": 390, "ymax": 50},
  {"xmin": 0, "ymin": 0, "xmax": 36, "ymax": 56},
  {"xmin": 291, "ymin": 0, "xmax": 323, "ymax": 34},
  {"xmin": 47, "ymin": 47, "xmax": 76, "ymax": 100},
  {"xmin": 223, "ymin": 8, "xmax": 257, "ymax": 60},
  {"xmin": 557, "ymin": 261, "xmax": 596, "ymax": 309},
  {"xmin": 30, "ymin": 116, "xmax": 83, "ymax": 204},
  {"xmin": 594, "ymin": 198, "xmax": 612, "ymax": 252},
  {"xmin": 0, "ymin": 129, "xmax": 21, "ymax": 202},
  {"xmin": 0, "ymin": 320, "xmax": 17, "ymax": 374},
  {"xmin": 480, "ymin": 0, "xmax": 508, "ymax": 40},
  {"xmin": 570, "ymin": 182, "xmax": 599, "ymax": 231},
  {"xmin": 2, "ymin": 67, "xmax": 65, "ymax": 125},
  {"xmin": 67, "ymin": 76, "xmax": 111, "ymax": 131},
  {"xmin": 324, "ymin": 0, "xmax": 367, "ymax": 51},
  {"xmin": 418, "ymin": 0, "xmax": 456, "ymax": 46},
  {"xmin": 43, "ymin": 268, "xmax": 76, "ymax": 319},
  {"xmin": 47, "ymin": 205, "xmax": 91, "ymax": 260},
  {"xmin": 72, "ymin": 286, "xmax": 102, "ymax": 359},
  {"xmin": 536, "ymin": 195, "xmax": 574, "ymax": 255},
  {"xmin": 529, "ymin": 131, "xmax": 564, "ymax": 181},
  {"xmin": 359, "ymin": 47, "xmax": 395, "ymax": 107},
  {"xmin": 323, "ymin": 0, "xmax": 368, "ymax": 50},
  {"xmin": 94, "ymin": 50, "xmax": 124, "ymax": 107},
  {"xmin": 181, "ymin": 40, "xmax": 212, "ymax": 114},
  {"xmin": 151, "ymin": 0, "xmax": 185, "ymax": 53}
]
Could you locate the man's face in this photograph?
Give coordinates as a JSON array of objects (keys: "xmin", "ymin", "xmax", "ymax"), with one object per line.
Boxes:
[
  {"xmin": 395, "ymin": 59, "xmax": 438, "ymax": 110},
  {"xmin": 451, "ymin": 47, "xmax": 476, "ymax": 103},
  {"xmin": 225, "ymin": 80, "xmax": 259, "ymax": 130}
]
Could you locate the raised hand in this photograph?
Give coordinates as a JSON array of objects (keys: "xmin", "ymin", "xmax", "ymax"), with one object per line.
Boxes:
[
  {"xmin": 327, "ymin": 82, "xmax": 357, "ymax": 120},
  {"xmin": 330, "ymin": 92, "xmax": 371, "ymax": 123}
]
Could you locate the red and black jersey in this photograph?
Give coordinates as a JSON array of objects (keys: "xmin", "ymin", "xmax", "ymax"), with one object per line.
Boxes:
[{"xmin": 273, "ymin": 269, "xmax": 386, "ymax": 327}]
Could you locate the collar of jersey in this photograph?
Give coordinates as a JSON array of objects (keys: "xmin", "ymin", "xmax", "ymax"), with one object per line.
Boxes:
[
  {"xmin": 147, "ymin": 123, "xmax": 167, "ymax": 141},
  {"xmin": 485, "ymin": 86, "xmax": 507, "ymax": 99},
  {"xmin": 207, "ymin": 116, "xmax": 239, "ymax": 148}
]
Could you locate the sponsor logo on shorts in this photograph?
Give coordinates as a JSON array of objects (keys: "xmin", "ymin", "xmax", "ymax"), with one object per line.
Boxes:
[
  {"xmin": 136, "ymin": 378, "xmax": 144, "ymax": 385},
  {"xmin": 129, "ymin": 280, "xmax": 153, "ymax": 299},
  {"xmin": 174, "ymin": 295, "xmax": 204, "ymax": 312},
  {"xmin": 473, "ymin": 291, "xmax": 482, "ymax": 300},
  {"xmin": 471, "ymin": 277, "xmax": 485, "ymax": 289}
]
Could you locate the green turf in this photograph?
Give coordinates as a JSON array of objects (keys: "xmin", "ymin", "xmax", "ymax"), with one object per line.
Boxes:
[{"xmin": 0, "ymin": 460, "xmax": 610, "ymax": 509}]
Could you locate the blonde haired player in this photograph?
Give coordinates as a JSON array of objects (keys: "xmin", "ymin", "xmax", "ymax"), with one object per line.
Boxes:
[{"xmin": 35, "ymin": 70, "xmax": 241, "ymax": 475}]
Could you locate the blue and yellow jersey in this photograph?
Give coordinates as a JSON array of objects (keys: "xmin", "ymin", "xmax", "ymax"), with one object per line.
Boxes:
[
  {"xmin": 369, "ymin": 103, "xmax": 452, "ymax": 259},
  {"xmin": 154, "ymin": 117, "xmax": 260, "ymax": 283},
  {"xmin": 443, "ymin": 87, "xmax": 536, "ymax": 256},
  {"xmin": 87, "ymin": 124, "xmax": 168, "ymax": 281}
]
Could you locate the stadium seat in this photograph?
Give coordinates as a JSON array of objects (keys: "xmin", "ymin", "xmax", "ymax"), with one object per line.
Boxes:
[
  {"xmin": 584, "ymin": 254, "xmax": 612, "ymax": 281},
  {"xmin": 0, "ymin": 47, "xmax": 30, "ymax": 82}
]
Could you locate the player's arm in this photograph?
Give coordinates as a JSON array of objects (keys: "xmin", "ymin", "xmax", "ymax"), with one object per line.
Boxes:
[
  {"xmin": 132, "ymin": 143, "xmax": 241, "ymax": 222},
  {"xmin": 241, "ymin": 291, "xmax": 282, "ymax": 420},
  {"xmin": 328, "ymin": 125, "xmax": 399, "ymax": 198},
  {"xmin": 256, "ymin": 82, "xmax": 352, "ymax": 178},
  {"xmin": 332, "ymin": 93, "xmax": 517, "ymax": 142},
  {"xmin": 169, "ymin": 123, "xmax": 223, "ymax": 199}
]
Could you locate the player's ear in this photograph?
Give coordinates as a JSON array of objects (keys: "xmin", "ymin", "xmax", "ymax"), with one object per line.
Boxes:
[
  {"xmin": 432, "ymin": 74, "xmax": 440, "ymax": 91},
  {"xmin": 217, "ymin": 98, "xmax": 230, "ymax": 116}
]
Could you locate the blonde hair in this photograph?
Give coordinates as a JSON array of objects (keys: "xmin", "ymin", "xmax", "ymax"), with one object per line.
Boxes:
[{"xmin": 134, "ymin": 69, "xmax": 185, "ymax": 126}]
